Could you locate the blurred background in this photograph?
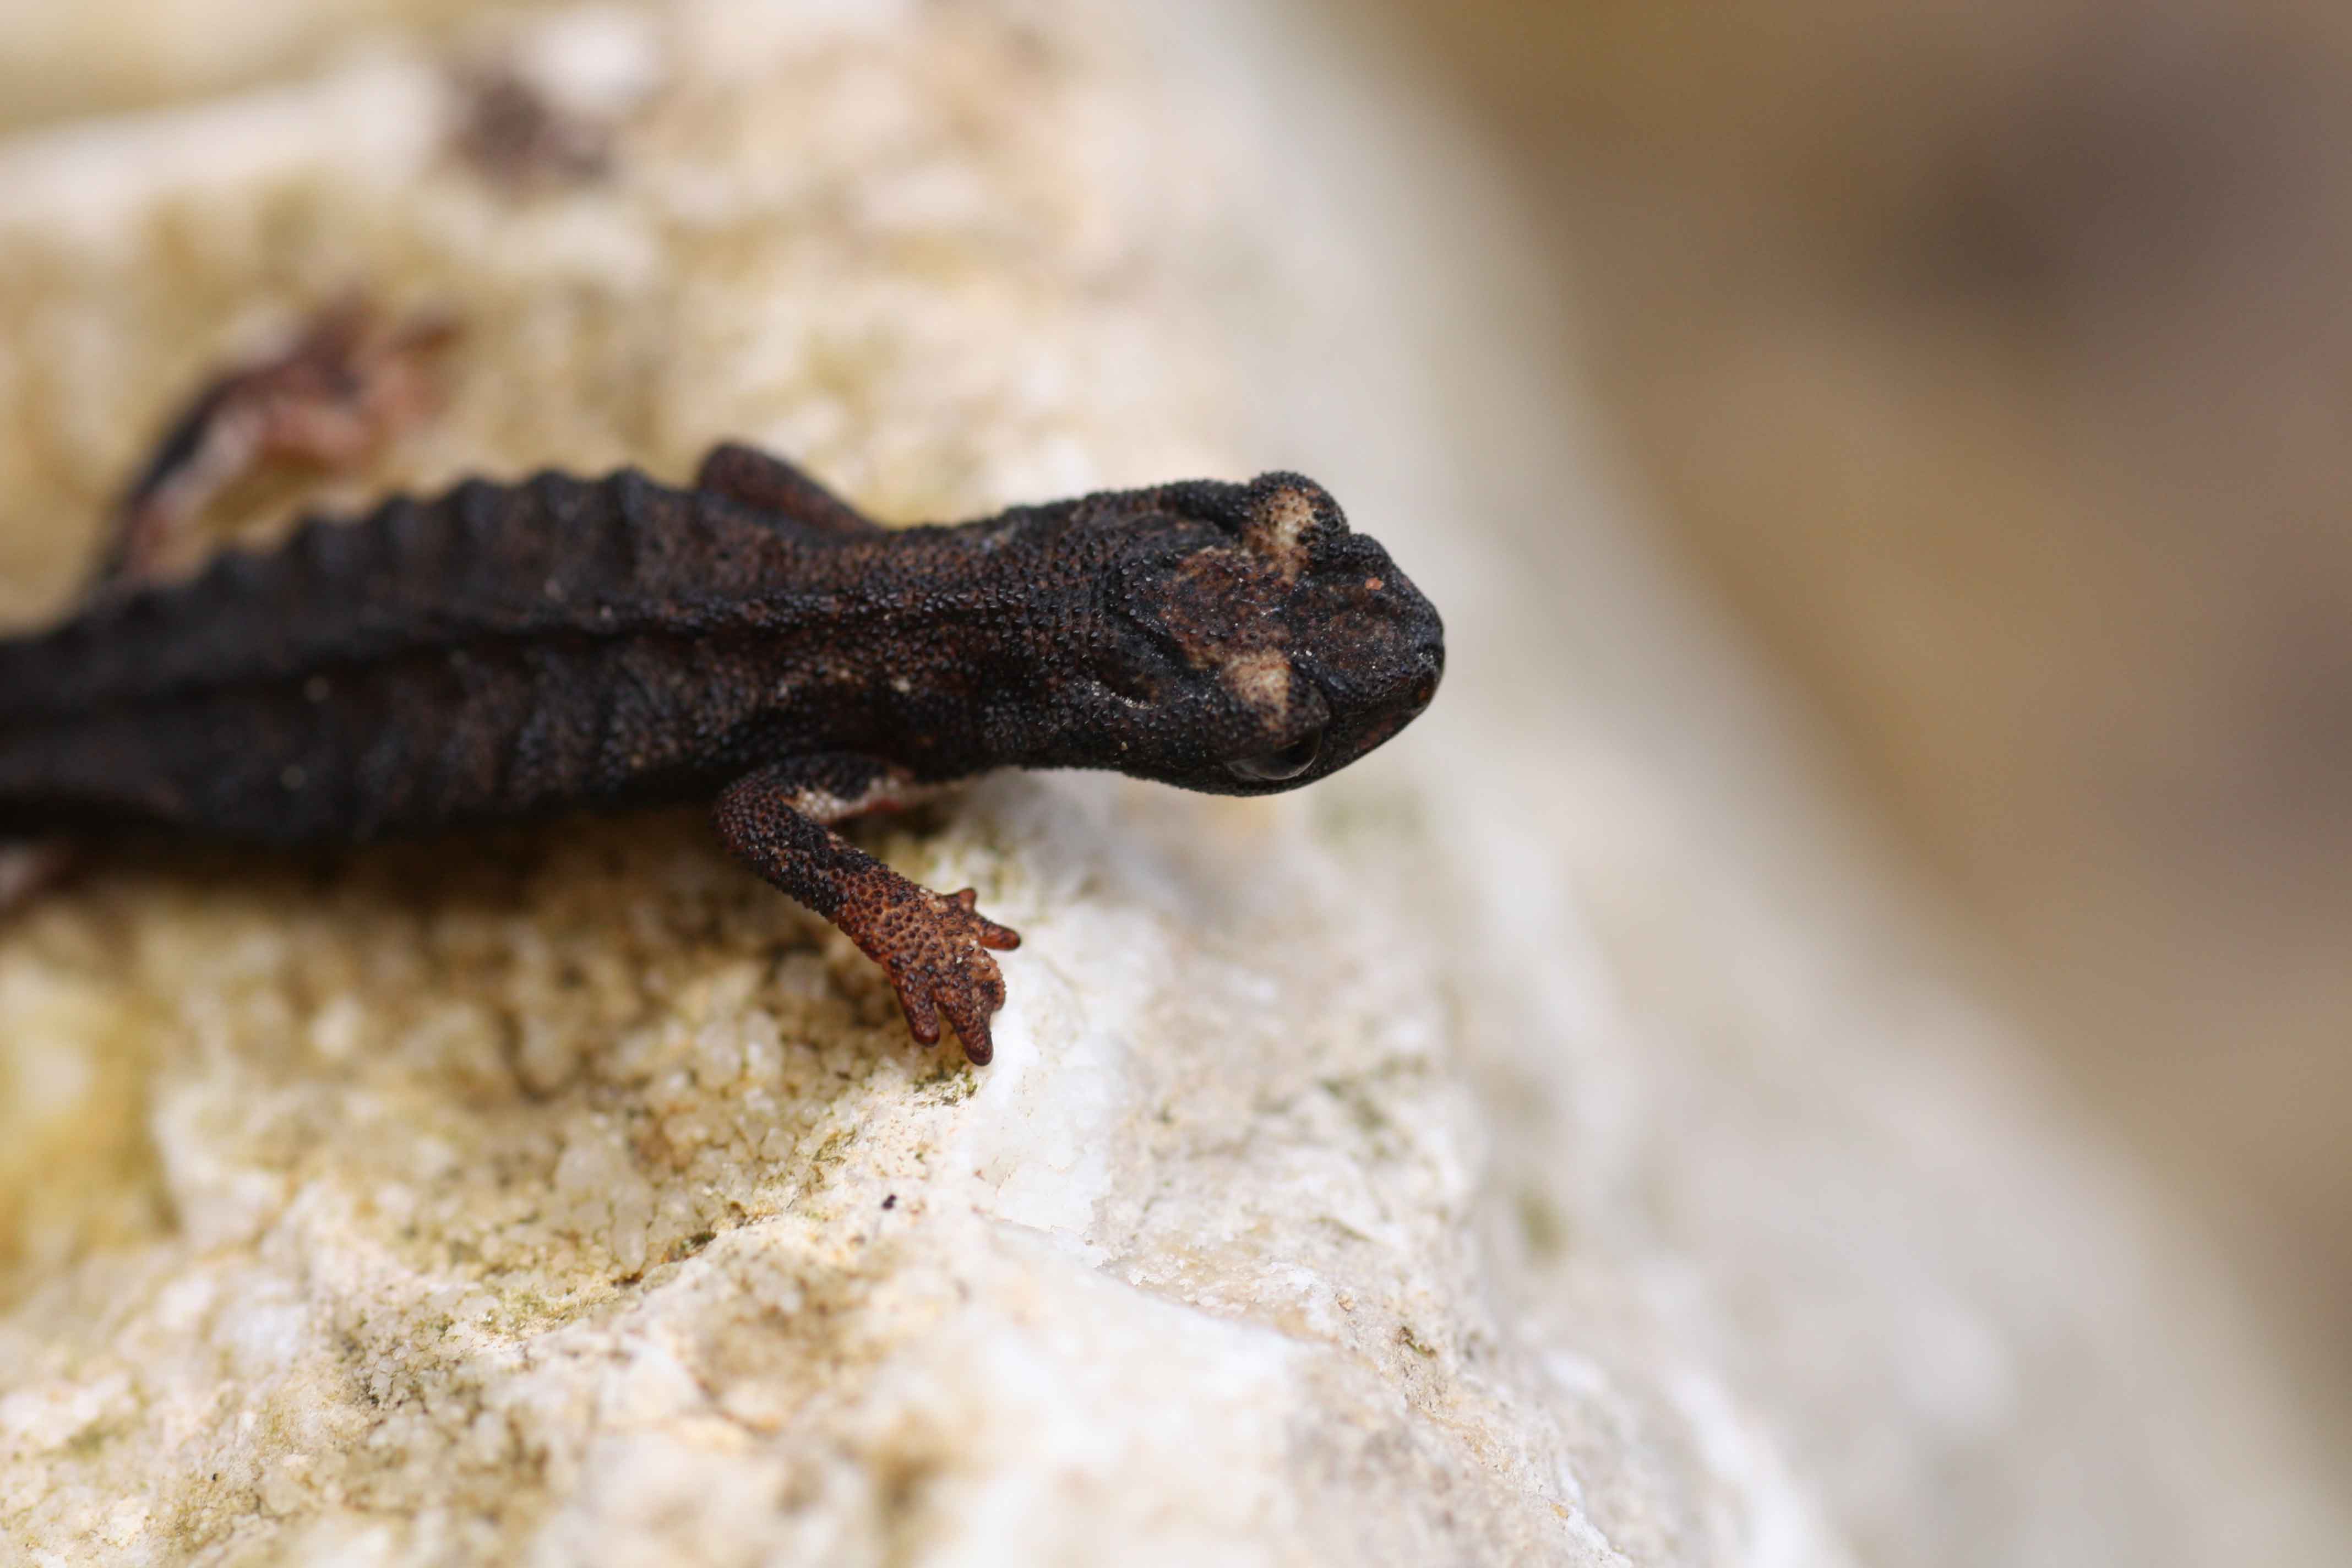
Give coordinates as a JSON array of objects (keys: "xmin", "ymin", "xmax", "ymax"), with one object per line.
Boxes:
[
  {"xmin": 2, "ymin": 0, "xmax": 2345, "ymax": 1467},
  {"xmin": 1328, "ymin": 0, "xmax": 2352, "ymax": 1439}
]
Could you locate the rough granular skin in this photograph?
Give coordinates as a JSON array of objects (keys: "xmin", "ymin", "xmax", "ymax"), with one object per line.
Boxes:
[
  {"xmin": 0, "ymin": 443, "xmax": 1444, "ymax": 1061},
  {"xmin": 715, "ymin": 765, "xmax": 1020, "ymax": 1063}
]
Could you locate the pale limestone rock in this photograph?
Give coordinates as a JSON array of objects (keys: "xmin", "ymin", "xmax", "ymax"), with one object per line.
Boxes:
[{"xmin": 0, "ymin": 3, "xmax": 2342, "ymax": 1565}]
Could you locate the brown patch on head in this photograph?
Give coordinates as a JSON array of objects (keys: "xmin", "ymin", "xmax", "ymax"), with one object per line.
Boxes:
[{"xmin": 1159, "ymin": 543, "xmax": 1288, "ymax": 669}]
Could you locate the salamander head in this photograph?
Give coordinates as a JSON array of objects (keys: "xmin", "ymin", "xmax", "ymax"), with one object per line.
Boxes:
[{"xmin": 1082, "ymin": 472, "xmax": 1444, "ymax": 795}]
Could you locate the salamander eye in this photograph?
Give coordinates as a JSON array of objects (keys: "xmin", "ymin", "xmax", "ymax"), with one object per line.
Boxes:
[{"xmin": 1228, "ymin": 726, "xmax": 1324, "ymax": 783}]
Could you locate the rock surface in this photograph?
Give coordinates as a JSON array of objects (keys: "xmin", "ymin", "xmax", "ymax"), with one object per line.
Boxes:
[{"xmin": 0, "ymin": 3, "xmax": 2342, "ymax": 1564}]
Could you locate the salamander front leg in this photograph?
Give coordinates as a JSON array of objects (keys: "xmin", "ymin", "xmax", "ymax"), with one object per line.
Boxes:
[
  {"xmin": 694, "ymin": 442, "xmax": 886, "ymax": 538},
  {"xmin": 712, "ymin": 758, "xmax": 1019, "ymax": 1064}
]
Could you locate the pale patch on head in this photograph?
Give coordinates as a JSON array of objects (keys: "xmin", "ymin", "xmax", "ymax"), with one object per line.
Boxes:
[
  {"xmin": 1245, "ymin": 486, "xmax": 1319, "ymax": 580},
  {"xmin": 1223, "ymin": 648, "xmax": 1293, "ymax": 717}
]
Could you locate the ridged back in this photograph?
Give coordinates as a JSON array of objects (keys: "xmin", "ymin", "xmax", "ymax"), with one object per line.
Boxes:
[{"xmin": 0, "ymin": 469, "xmax": 812, "ymax": 720}]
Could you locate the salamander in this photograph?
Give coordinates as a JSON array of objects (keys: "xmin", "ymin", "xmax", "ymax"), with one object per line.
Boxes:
[{"xmin": 0, "ymin": 442, "xmax": 1445, "ymax": 1063}]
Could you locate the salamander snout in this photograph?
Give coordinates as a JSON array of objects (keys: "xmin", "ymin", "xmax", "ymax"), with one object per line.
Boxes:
[
  {"xmin": 1200, "ymin": 516, "xmax": 1446, "ymax": 794},
  {"xmin": 1103, "ymin": 473, "xmax": 1444, "ymax": 796},
  {"xmin": 1294, "ymin": 547, "xmax": 1445, "ymax": 774}
]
